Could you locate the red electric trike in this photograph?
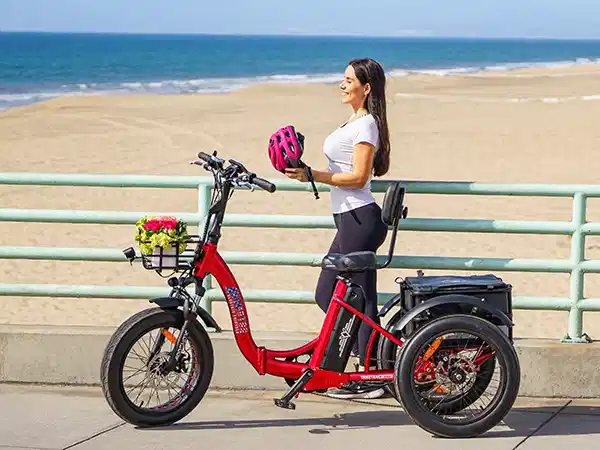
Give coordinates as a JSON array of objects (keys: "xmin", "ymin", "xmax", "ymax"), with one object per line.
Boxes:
[{"xmin": 100, "ymin": 152, "xmax": 520, "ymax": 438}]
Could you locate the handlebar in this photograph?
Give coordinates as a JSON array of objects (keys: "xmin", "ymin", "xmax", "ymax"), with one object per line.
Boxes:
[
  {"xmin": 197, "ymin": 151, "xmax": 224, "ymax": 169},
  {"xmin": 193, "ymin": 151, "xmax": 276, "ymax": 193},
  {"xmin": 198, "ymin": 151, "xmax": 211, "ymax": 163},
  {"xmin": 250, "ymin": 175, "xmax": 276, "ymax": 193}
]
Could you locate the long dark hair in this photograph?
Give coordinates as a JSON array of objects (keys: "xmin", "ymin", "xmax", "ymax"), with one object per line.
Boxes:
[{"xmin": 349, "ymin": 58, "xmax": 390, "ymax": 177}]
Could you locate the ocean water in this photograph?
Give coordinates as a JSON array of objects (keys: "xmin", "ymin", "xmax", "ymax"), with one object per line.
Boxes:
[{"xmin": 2, "ymin": 32, "xmax": 600, "ymax": 110}]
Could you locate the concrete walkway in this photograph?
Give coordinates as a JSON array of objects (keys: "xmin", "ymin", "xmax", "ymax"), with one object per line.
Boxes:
[{"xmin": 1, "ymin": 384, "xmax": 600, "ymax": 450}]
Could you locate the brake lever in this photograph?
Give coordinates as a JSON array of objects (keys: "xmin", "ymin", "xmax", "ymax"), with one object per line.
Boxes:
[
  {"xmin": 233, "ymin": 177, "xmax": 255, "ymax": 192},
  {"xmin": 190, "ymin": 160, "xmax": 213, "ymax": 172}
]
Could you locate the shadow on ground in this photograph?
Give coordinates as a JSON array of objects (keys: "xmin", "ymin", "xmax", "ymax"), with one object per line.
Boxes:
[{"xmin": 139, "ymin": 402, "xmax": 600, "ymax": 439}]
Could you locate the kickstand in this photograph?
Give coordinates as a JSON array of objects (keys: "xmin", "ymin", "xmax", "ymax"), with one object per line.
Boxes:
[{"xmin": 274, "ymin": 369, "xmax": 314, "ymax": 410}]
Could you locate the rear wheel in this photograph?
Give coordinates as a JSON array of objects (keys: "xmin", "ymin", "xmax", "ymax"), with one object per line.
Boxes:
[
  {"xmin": 394, "ymin": 314, "xmax": 519, "ymax": 438},
  {"xmin": 377, "ymin": 311, "xmax": 495, "ymax": 413},
  {"xmin": 100, "ymin": 307, "xmax": 214, "ymax": 427}
]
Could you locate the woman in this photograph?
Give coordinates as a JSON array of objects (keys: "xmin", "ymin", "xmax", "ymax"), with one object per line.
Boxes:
[{"xmin": 285, "ymin": 58, "xmax": 391, "ymax": 399}]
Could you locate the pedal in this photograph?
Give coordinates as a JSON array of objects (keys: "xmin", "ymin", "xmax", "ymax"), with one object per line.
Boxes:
[
  {"xmin": 274, "ymin": 398, "xmax": 296, "ymax": 410},
  {"xmin": 273, "ymin": 368, "xmax": 314, "ymax": 410}
]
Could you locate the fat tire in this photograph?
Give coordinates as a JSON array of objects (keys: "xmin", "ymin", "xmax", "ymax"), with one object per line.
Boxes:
[
  {"xmin": 394, "ymin": 314, "xmax": 520, "ymax": 438},
  {"xmin": 100, "ymin": 307, "xmax": 214, "ymax": 427}
]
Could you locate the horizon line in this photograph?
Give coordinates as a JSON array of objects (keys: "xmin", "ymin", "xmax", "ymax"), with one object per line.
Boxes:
[{"xmin": 2, "ymin": 29, "xmax": 600, "ymax": 41}]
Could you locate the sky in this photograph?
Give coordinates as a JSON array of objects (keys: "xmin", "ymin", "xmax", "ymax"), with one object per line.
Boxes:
[{"xmin": 2, "ymin": 0, "xmax": 600, "ymax": 39}]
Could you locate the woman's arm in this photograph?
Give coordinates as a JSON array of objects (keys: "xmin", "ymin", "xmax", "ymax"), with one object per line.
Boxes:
[{"xmin": 285, "ymin": 142, "xmax": 376, "ymax": 189}]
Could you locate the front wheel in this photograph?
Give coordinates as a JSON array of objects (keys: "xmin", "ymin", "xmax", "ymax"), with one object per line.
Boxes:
[
  {"xmin": 394, "ymin": 314, "xmax": 520, "ymax": 438},
  {"xmin": 100, "ymin": 307, "xmax": 214, "ymax": 427}
]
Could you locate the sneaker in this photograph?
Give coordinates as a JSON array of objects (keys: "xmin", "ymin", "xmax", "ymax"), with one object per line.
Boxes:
[{"xmin": 326, "ymin": 381, "xmax": 386, "ymax": 400}]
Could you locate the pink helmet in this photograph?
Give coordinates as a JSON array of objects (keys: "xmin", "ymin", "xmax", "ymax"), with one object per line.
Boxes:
[{"xmin": 268, "ymin": 125, "xmax": 305, "ymax": 172}]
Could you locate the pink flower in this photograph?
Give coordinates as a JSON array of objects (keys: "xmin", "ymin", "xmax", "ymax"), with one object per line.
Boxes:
[
  {"xmin": 143, "ymin": 216, "xmax": 178, "ymax": 232},
  {"xmin": 144, "ymin": 220, "xmax": 162, "ymax": 231},
  {"xmin": 161, "ymin": 219, "xmax": 177, "ymax": 230}
]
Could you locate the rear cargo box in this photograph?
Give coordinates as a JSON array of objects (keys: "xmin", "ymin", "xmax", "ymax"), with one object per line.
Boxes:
[{"xmin": 397, "ymin": 273, "xmax": 513, "ymax": 339}]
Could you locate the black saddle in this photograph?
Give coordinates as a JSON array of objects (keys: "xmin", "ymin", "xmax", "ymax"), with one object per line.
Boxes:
[{"xmin": 321, "ymin": 251, "xmax": 378, "ymax": 273}]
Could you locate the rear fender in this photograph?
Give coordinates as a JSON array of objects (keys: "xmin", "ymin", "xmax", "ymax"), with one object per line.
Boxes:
[
  {"xmin": 389, "ymin": 294, "xmax": 513, "ymax": 335},
  {"xmin": 149, "ymin": 297, "xmax": 221, "ymax": 331},
  {"xmin": 378, "ymin": 293, "xmax": 403, "ymax": 317}
]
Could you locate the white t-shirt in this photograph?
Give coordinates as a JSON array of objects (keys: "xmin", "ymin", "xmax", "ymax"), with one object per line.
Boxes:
[{"xmin": 322, "ymin": 114, "xmax": 379, "ymax": 214}]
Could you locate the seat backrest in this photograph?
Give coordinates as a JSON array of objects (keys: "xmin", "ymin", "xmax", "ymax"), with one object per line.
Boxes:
[{"xmin": 381, "ymin": 182, "xmax": 405, "ymax": 226}]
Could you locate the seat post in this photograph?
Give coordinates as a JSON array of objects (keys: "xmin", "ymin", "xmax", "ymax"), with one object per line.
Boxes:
[{"xmin": 336, "ymin": 273, "xmax": 351, "ymax": 283}]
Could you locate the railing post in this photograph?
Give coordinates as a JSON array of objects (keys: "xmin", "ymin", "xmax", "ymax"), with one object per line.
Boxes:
[
  {"xmin": 563, "ymin": 192, "xmax": 591, "ymax": 343},
  {"xmin": 197, "ymin": 184, "xmax": 214, "ymax": 318}
]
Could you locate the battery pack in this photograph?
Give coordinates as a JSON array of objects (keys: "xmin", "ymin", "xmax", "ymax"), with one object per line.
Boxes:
[{"xmin": 320, "ymin": 284, "xmax": 365, "ymax": 372}]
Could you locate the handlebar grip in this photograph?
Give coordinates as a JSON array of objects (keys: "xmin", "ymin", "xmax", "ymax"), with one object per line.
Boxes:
[
  {"xmin": 198, "ymin": 152, "xmax": 213, "ymax": 164},
  {"xmin": 252, "ymin": 177, "xmax": 276, "ymax": 193}
]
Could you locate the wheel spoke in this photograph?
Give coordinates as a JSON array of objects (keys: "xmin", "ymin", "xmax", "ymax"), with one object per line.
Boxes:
[
  {"xmin": 132, "ymin": 374, "xmax": 155, "ymax": 406},
  {"xmin": 122, "ymin": 366, "xmax": 146, "ymax": 384},
  {"xmin": 129, "ymin": 345, "xmax": 147, "ymax": 363},
  {"xmin": 141, "ymin": 332, "xmax": 153, "ymax": 356},
  {"xmin": 153, "ymin": 383, "xmax": 161, "ymax": 408}
]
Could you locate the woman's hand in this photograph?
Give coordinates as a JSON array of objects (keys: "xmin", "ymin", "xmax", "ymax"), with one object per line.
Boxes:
[{"xmin": 284, "ymin": 168, "xmax": 308, "ymax": 182}]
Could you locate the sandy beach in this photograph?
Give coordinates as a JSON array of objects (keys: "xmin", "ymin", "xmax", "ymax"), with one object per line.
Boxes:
[{"xmin": 3, "ymin": 63, "xmax": 600, "ymax": 340}]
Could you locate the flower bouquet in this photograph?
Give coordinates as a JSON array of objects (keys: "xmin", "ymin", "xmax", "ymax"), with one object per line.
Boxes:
[{"xmin": 134, "ymin": 216, "xmax": 190, "ymax": 268}]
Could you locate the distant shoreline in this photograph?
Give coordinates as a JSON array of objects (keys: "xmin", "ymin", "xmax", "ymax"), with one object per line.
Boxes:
[
  {"xmin": 3, "ymin": 31, "xmax": 600, "ymax": 111},
  {"xmin": 3, "ymin": 30, "xmax": 600, "ymax": 41},
  {"xmin": 3, "ymin": 61, "xmax": 600, "ymax": 112}
]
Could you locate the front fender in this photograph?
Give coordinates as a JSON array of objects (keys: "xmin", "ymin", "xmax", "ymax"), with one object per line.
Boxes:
[
  {"xmin": 149, "ymin": 297, "xmax": 222, "ymax": 332},
  {"xmin": 390, "ymin": 294, "xmax": 513, "ymax": 335}
]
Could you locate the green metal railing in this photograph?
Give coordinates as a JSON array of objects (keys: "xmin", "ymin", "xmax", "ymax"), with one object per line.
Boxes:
[{"xmin": 2, "ymin": 172, "xmax": 600, "ymax": 343}]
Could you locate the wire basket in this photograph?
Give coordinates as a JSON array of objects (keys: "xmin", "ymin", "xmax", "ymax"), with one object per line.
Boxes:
[{"xmin": 139, "ymin": 235, "xmax": 202, "ymax": 272}]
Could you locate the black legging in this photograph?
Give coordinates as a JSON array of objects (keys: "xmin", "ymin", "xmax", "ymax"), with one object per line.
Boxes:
[{"xmin": 315, "ymin": 202, "xmax": 388, "ymax": 367}]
